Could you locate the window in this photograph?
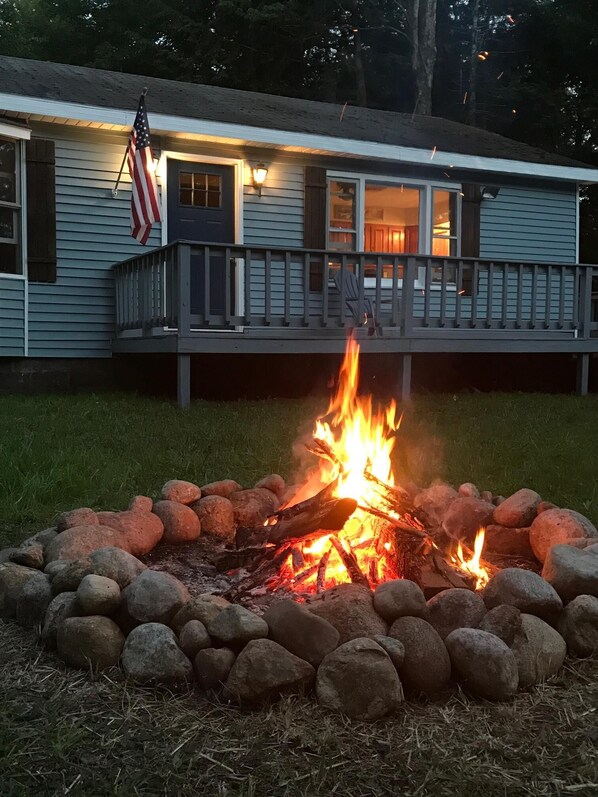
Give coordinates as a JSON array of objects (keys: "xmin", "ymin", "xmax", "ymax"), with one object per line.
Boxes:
[
  {"xmin": 431, "ymin": 189, "xmax": 459, "ymax": 283},
  {"xmin": 0, "ymin": 137, "xmax": 21, "ymax": 275},
  {"xmin": 328, "ymin": 180, "xmax": 357, "ymax": 250},
  {"xmin": 364, "ymin": 183, "xmax": 421, "ymax": 255},
  {"xmin": 179, "ymin": 172, "xmax": 221, "ymax": 208}
]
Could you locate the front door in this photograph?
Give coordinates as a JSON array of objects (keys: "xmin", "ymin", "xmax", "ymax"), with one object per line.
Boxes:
[{"xmin": 167, "ymin": 159, "xmax": 236, "ymax": 322}]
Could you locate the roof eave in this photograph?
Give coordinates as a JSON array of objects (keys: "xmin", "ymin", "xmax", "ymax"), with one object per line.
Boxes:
[{"xmin": 1, "ymin": 92, "xmax": 597, "ymax": 184}]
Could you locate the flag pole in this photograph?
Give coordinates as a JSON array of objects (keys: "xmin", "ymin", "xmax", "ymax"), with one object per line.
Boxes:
[{"xmin": 112, "ymin": 87, "xmax": 148, "ymax": 198}]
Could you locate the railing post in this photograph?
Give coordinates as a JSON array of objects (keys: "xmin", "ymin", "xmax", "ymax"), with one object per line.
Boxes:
[
  {"xmin": 579, "ymin": 266, "xmax": 593, "ymax": 339},
  {"xmin": 402, "ymin": 257, "xmax": 416, "ymax": 336},
  {"xmin": 177, "ymin": 243, "xmax": 191, "ymax": 336}
]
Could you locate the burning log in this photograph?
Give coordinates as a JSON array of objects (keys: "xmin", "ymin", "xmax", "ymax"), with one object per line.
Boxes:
[
  {"xmin": 267, "ymin": 479, "xmax": 338, "ymax": 523},
  {"xmin": 329, "ymin": 536, "xmax": 369, "ymax": 587},
  {"xmin": 316, "ymin": 548, "xmax": 332, "ymax": 592}
]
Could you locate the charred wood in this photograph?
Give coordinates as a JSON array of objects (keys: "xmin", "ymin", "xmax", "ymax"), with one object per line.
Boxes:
[{"xmin": 329, "ymin": 536, "xmax": 369, "ymax": 587}]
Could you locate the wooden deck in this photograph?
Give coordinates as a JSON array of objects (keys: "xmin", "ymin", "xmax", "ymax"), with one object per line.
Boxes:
[{"xmin": 112, "ymin": 241, "xmax": 598, "ymax": 406}]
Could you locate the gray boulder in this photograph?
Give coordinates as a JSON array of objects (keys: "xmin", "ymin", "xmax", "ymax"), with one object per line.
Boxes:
[
  {"xmin": 10, "ymin": 542, "xmax": 45, "ymax": 570},
  {"xmin": 389, "ymin": 616, "xmax": 451, "ymax": 695},
  {"xmin": 45, "ymin": 525, "xmax": 127, "ymax": 563},
  {"xmin": 15, "ymin": 572, "xmax": 53, "ymax": 628},
  {"xmin": 512, "ymin": 614, "xmax": 567, "ymax": 688},
  {"xmin": 373, "ymin": 579, "xmax": 428, "ymax": 622},
  {"xmin": 372, "ymin": 635, "xmax": 406, "ymax": 670},
  {"xmin": 51, "ymin": 558, "xmax": 93, "ymax": 595},
  {"xmin": 542, "ymin": 544, "xmax": 598, "ymax": 602},
  {"xmin": 529, "ymin": 508, "xmax": 598, "ymax": 563},
  {"xmin": 426, "ymin": 588, "xmax": 487, "ymax": 640},
  {"xmin": 21, "ymin": 527, "xmax": 58, "ymax": 548},
  {"xmin": 122, "ymin": 623, "xmax": 193, "ymax": 685},
  {"xmin": 160, "ymin": 479, "xmax": 201, "ymax": 505},
  {"xmin": 445, "ymin": 628, "xmax": 518, "ymax": 701},
  {"xmin": 493, "ymin": 489, "xmax": 540, "ymax": 529},
  {"xmin": 44, "ymin": 560, "xmax": 68, "ymax": 579},
  {"xmin": 57, "ymin": 616, "xmax": 125, "ymax": 670},
  {"xmin": 316, "ymin": 637, "xmax": 403, "ymax": 720},
  {"xmin": 122, "ymin": 570, "xmax": 190, "ymax": 625},
  {"xmin": 0, "ymin": 547, "xmax": 19, "ymax": 564},
  {"xmin": 41, "ymin": 592, "xmax": 81, "ymax": 649},
  {"xmin": 179, "ymin": 620, "xmax": 211, "ymax": 659},
  {"xmin": 171, "ymin": 594, "xmax": 230, "ymax": 633},
  {"xmin": 482, "ymin": 568, "xmax": 563, "ymax": 623},
  {"xmin": 77, "ymin": 574, "xmax": 121, "ymax": 616},
  {"xmin": 152, "ymin": 500, "xmax": 201, "ymax": 544},
  {"xmin": 56, "ymin": 508, "xmax": 98, "ymax": 531},
  {"xmin": 413, "ymin": 484, "xmax": 459, "ymax": 527},
  {"xmin": 263, "ymin": 599, "xmax": 339, "ymax": 666},
  {"xmin": 306, "ymin": 584, "xmax": 387, "ymax": 644},
  {"xmin": 225, "ymin": 638, "xmax": 315, "ymax": 704},
  {"xmin": 190, "ymin": 496, "xmax": 235, "ymax": 542},
  {"xmin": 89, "ymin": 547, "xmax": 147, "ymax": 588},
  {"xmin": 207, "ymin": 604, "xmax": 268, "ymax": 649},
  {"xmin": 443, "ymin": 497, "xmax": 495, "ymax": 544},
  {"xmin": 194, "ymin": 648, "xmax": 236, "ymax": 691},
  {"xmin": 479, "ymin": 605, "xmax": 522, "ymax": 646},
  {"xmin": 0, "ymin": 562, "xmax": 42, "ymax": 618},
  {"xmin": 558, "ymin": 595, "xmax": 598, "ymax": 657}
]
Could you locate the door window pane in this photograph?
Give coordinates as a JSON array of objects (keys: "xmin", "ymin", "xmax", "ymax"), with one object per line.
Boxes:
[
  {"xmin": 364, "ymin": 184, "xmax": 421, "ymax": 255},
  {"xmin": 179, "ymin": 172, "xmax": 221, "ymax": 208},
  {"xmin": 0, "ymin": 207, "xmax": 14, "ymax": 241},
  {"xmin": 0, "ymin": 140, "xmax": 16, "ymax": 203},
  {"xmin": 432, "ymin": 190, "xmax": 458, "ymax": 261},
  {"xmin": 328, "ymin": 180, "xmax": 357, "ymax": 250}
]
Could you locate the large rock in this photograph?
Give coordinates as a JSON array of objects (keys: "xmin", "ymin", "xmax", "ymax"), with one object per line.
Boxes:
[
  {"xmin": 51, "ymin": 558, "xmax": 93, "ymax": 594},
  {"xmin": 190, "ymin": 496, "xmax": 235, "ymax": 543},
  {"xmin": 21, "ymin": 527, "xmax": 58, "ymax": 548},
  {"xmin": 479, "ymin": 605, "xmax": 522, "ymax": 646},
  {"xmin": 263, "ymin": 599, "xmax": 339, "ymax": 666},
  {"xmin": 529, "ymin": 508, "xmax": 598, "ymax": 563},
  {"xmin": 372, "ymin": 635, "xmax": 406, "ymax": 670},
  {"xmin": 443, "ymin": 497, "xmax": 495, "ymax": 544},
  {"xmin": 316, "ymin": 637, "xmax": 403, "ymax": 720},
  {"xmin": 255, "ymin": 474, "xmax": 286, "ymax": 498},
  {"xmin": 201, "ymin": 479, "xmax": 242, "ymax": 498},
  {"xmin": 0, "ymin": 562, "xmax": 42, "ymax": 618},
  {"xmin": 542, "ymin": 544, "xmax": 598, "ymax": 602},
  {"xmin": 306, "ymin": 584, "xmax": 387, "ymax": 645},
  {"xmin": 44, "ymin": 560, "xmax": 68, "ymax": 579},
  {"xmin": 57, "ymin": 616, "xmax": 125, "ymax": 670},
  {"xmin": 229, "ymin": 488, "xmax": 280, "ymax": 526},
  {"xmin": 413, "ymin": 484, "xmax": 459, "ymax": 527},
  {"xmin": 171, "ymin": 594, "xmax": 230, "ymax": 633},
  {"xmin": 122, "ymin": 570, "xmax": 190, "ymax": 625},
  {"xmin": 128, "ymin": 495, "xmax": 153, "ymax": 513},
  {"xmin": 122, "ymin": 623, "xmax": 193, "ymax": 685},
  {"xmin": 0, "ymin": 547, "xmax": 19, "ymax": 564},
  {"xmin": 373, "ymin": 579, "xmax": 427, "ymax": 622},
  {"xmin": 15, "ymin": 572, "xmax": 53, "ymax": 628},
  {"xmin": 207, "ymin": 604, "xmax": 268, "ymax": 649},
  {"xmin": 89, "ymin": 547, "xmax": 147, "ymax": 588},
  {"xmin": 445, "ymin": 628, "xmax": 518, "ymax": 701},
  {"xmin": 484, "ymin": 525, "xmax": 535, "ymax": 559},
  {"xmin": 95, "ymin": 511, "xmax": 164, "ymax": 557},
  {"xmin": 56, "ymin": 508, "xmax": 98, "ymax": 531},
  {"xmin": 46, "ymin": 525, "xmax": 128, "ymax": 563},
  {"xmin": 77, "ymin": 575, "xmax": 121, "ymax": 616},
  {"xmin": 493, "ymin": 489, "xmax": 541, "ymax": 528},
  {"xmin": 160, "ymin": 479, "xmax": 201, "ymax": 505},
  {"xmin": 426, "ymin": 588, "xmax": 486, "ymax": 640},
  {"xmin": 389, "ymin": 616, "xmax": 451, "ymax": 695},
  {"xmin": 41, "ymin": 592, "xmax": 80, "ymax": 649},
  {"xmin": 482, "ymin": 568, "xmax": 563, "ymax": 623},
  {"xmin": 225, "ymin": 638, "xmax": 315, "ymax": 704},
  {"xmin": 194, "ymin": 647, "xmax": 236, "ymax": 691},
  {"xmin": 512, "ymin": 614, "xmax": 567, "ymax": 688},
  {"xmin": 179, "ymin": 620, "xmax": 211, "ymax": 659},
  {"xmin": 152, "ymin": 500, "xmax": 201, "ymax": 544},
  {"xmin": 10, "ymin": 542, "xmax": 45, "ymax": 570},
  {"xmin": 459, "ymin": 483, "xmax": 480, "ymax": 499},
  {"xmin": 558, "ymin": 595, "xmax": 598, "ymax": 657}
]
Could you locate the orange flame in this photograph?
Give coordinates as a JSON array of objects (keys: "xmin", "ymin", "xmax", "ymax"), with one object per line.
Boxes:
[{"xmin": 451, "ymin": 528, "xmax": 490, "ymax": 590}]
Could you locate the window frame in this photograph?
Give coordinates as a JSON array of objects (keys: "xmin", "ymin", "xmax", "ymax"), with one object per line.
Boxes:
[
  {"xmin": 326, "ymin": 171, "xmax": 462, "ymax": 289},
  {"xmin": 0, "ymin": 134, "xmax": 26, "ymax": 279}
]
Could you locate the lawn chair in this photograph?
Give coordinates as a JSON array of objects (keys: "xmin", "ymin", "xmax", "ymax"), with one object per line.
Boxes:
[{"xmin": 332, "ymin": 268, "xmax": 382, "ymax": 336}]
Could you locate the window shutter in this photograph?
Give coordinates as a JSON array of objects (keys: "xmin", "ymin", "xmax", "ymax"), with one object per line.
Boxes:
[
  {"xmin": 304, "ymin": 166, "xmax": 327, "ymax": 249},
  {"xmin": 26, "ymin": 138, "xmax": 57, "ymax": 282},
  {"xmin": 460, "ymin": 183, "xmax": 480, "ymax": 258}
]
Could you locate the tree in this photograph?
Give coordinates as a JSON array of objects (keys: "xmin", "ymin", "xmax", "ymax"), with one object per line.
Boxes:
[{"xmin": 405, "ymin": 0, "xmax": 438, "ymax": 115}]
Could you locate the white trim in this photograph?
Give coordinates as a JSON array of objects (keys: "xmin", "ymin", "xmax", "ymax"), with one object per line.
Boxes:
[
  {"xmin": 575, "ymin": 182, "xmax": 580, "ymax": 262},
  {"xmin": 0, "ymin": 120, "xmax": 30, "ymax": 140},
  {"xmin": 1, "ymin": 93, "xmax": 597, "ymax": 183},
  {"xmin": 19, "ymin": 139, "xmax": 28, "ymax": 354}
]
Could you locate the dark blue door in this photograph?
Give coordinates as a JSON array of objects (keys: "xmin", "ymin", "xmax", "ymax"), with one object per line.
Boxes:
[{"xmin": 167, "ymin": 159, "xmax": 235, "ymax": 322}]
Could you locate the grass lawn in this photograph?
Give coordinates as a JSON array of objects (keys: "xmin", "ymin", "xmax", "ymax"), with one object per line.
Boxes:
[{"xmin": 1, "ymin": 391, "xmax": 598, "ymax": 796}]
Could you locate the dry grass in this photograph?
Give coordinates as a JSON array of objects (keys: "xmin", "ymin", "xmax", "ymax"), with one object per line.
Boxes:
[{"xmin": 1, "ymin": 621, "xmax": 598, "ymax": 797}]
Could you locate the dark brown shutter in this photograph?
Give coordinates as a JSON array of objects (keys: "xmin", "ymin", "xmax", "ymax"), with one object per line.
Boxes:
[
  {"xmin": 26, "ymin": 138, "xmax": 57, "ymax": 282},
  {"xmin": 304, "ymin": 166, "xmax": 327, "ymax": 291},
  {"xmin": 460, "ymin": 183, "xmax": 480, "ymax": 258}
]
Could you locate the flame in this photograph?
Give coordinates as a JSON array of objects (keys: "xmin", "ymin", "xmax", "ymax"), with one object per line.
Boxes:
[{"xmin": 451, "ymin": 529, "xmax": 490, "ymax": 590}]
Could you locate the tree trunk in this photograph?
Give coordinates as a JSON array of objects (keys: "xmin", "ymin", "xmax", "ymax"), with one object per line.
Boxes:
[
  {"xmin": 353, "ymin": 29, "xmax": 368, "ymax": 107},
  {"xmin": 406, "ymin": 0, "xmax": 437, "ymax": 116},
  {"xmin": 467, "ymin": 0, "xmax": 482, "ymax": 125}
]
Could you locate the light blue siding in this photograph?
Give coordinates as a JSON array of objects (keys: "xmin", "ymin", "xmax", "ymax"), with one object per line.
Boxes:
[
  {"xmin": 0, "ymin": 277, "xmax": 26, "ymax": 355},
  {"xmin": 480, "ymin": 184, "xmax": 577, "ymax": 263},
  {"xmin": 244, "ymin": 162, "xmax": 304, "ymax": 247}
]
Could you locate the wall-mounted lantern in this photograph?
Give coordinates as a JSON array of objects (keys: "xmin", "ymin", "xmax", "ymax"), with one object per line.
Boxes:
[
  {"xmin": 481, "ymin": 185, "xmax": 500, "ymax": 200},
  {"xmin": 252, "ymin": 163, "xmax": 268, "ymax": 196}
]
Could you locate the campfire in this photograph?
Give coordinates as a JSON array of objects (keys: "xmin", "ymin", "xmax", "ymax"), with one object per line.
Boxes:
[{"xmin": 228, "ymin": 336, "xmax": 492, "ymax": 600}]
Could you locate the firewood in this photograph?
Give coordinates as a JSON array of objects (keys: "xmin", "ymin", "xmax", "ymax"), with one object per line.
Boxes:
[
  {"xmin": 316, "ymin": 548, "xmax": 332, "ymax": 593},
  {"xmin": 268, "ymin": 479, "xmax": 338, "ymax": 522},
  {"xmin": 304, "ymin": 437, "xmax": 344, "ymax": 472},
  {"xmin": 225, "ymin": 546, "xmax": 292, "ymax": 600},
  {"xmin": 329, "ymin": 536, "xmax": 369, "ymax": 587}
]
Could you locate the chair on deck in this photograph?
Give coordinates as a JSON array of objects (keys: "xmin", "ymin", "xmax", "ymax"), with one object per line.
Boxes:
[{"xmin": 332, "ymin": 268, "xmax": 382, "ymax": 336}]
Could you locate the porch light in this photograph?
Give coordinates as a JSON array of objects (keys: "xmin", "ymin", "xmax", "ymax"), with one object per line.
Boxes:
[
  {"xmin": 481, "ymin": 186, "xmax": 500, "ymax": 200},
  {"xmin": 252, "ymin": 163, "xmax": 268, "ymax": 196}
]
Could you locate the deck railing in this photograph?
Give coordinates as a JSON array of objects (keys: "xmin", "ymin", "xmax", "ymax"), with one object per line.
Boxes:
[{"xmin": 113, "ymin": 240, "xmax": 598, "ymax": 338}]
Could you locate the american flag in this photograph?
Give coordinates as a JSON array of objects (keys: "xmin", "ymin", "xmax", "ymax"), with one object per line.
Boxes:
[{"xmin": 127, "ymin": 94, "xmax": 160, "ymax": 244}]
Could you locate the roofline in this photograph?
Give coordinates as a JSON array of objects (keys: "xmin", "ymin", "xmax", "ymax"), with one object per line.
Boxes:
[{"xmin": 2, "ymin": 91, "xmax": 597, "ymax": 184}]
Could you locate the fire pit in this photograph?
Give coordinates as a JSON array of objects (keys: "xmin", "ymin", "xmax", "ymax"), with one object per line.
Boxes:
[{"xmin": 1, "ymin": 337, "xmax": 598, "ymax": 720}]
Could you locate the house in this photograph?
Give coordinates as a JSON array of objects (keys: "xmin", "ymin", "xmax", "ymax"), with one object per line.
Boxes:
[{"xmin": 0, "ymin": 55, "xmax": 596, "ymax": 405}]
